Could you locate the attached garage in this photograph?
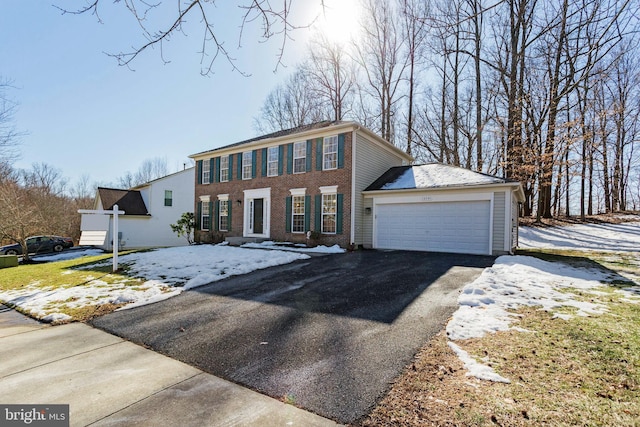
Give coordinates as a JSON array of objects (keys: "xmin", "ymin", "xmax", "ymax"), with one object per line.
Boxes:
[{"xmin": 363, "ymin": 164, "xmax": 525, "ymax": 256}]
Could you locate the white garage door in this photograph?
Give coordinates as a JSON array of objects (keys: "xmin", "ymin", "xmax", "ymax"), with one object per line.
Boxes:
[{"xmin": 375, "ymin": 200, "xmax": 491, "ymax": 255}]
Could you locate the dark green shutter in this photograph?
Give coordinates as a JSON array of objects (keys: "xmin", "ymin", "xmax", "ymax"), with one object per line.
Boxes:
[
  {"xmin": 315, "ymin": 195, "xmax": 322, "ymax": 232},
  {"xmin": 228, "ymin": 154, "xmax": 234, "ymax": 181},
  {"xmin": 306, "ymin": 140, "xmax": 312, "ymax": 172},
  {"xmin": 316, "ymin": 138, "xmax": 323, "ymax": 170},
  {"xmin": 261, "ymin": 148, "xmax": 267, "ymax": 177},
  {"xmin": 304, "ymin": 195, "xmax": 311, "ymax": 232},
  {"xmin": 227, "ymin": 201, "xmax": 232, "ymax": 231},
  {"xmin": 214, "ymin": 157, "xmax": 221, "ymax": 183},
  {"xmin": 208, "ymin": 201, "xmax": 214, "ymax": 230},
  {"xmin": 196, "ymin": 160, "xmax": 203, "ymax": 184},
  {"xmin": 237, "ymin": 153, "xmax": 243, "ymax": 179},
  {"xmin": 338, "ymin": 134, "xmax": 345, "ymax": 169},
  {"xmin": 286, "ymin": 143, "xmax": 293, "ymax": 174},
  {"xmin": 209, "ymin": 158, "xmax": 215, "ymax": 183},
  {"xmin": 285, "ymin": 196, "xmax": 292, "ymax": 233},
  {"xmin": 278, "ymin": 145, "xmax": 284, "ymax": 175},
  {"xmin": 214, "ymin": 200, "xmax": 220, "ymax": 231},
  {"xmin": 196, "ymin": 202, "xmax": 202, "ymax": 229},
  {"xmin": 252, "ymin": 150, "xmax": 257, "ymax": 178},
  {"xmin": 336, "ymin": 194, "xmax": 344, "ymax": 234}
]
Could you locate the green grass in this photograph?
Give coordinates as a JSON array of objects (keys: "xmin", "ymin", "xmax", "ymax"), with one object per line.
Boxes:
[
  {"xmin": 0, "ymin": 252, "xmax": 134, "ymax": 291},
  {"xmin": 0, "ymin": 251, "xmax": 148, "ymax": 322}
]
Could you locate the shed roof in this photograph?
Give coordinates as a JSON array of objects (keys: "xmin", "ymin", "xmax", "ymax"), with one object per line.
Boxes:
[
  {"xmin": 97, "ymin": 187, "xmax": 149, "ymax": 216},
  {"xmin": 365, "ymin": 163, "xmax": 519, "ymax": 191}
]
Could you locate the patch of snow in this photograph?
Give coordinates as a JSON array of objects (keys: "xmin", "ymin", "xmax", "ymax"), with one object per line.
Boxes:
[
  {"xmin": 447, "ymin": 255, "xmax": 608, "ymax": 342},
  {"xmin": 241, "ymin": 241, "xmax": 345, "ymax": 254},
  {"xmin": 382, "ymin": 164, "xmax": 505, "ymax": 190},
  {"xmin": 448, "ymin": 341, "xmax": 511, "ymax": 383},
  {"xmin": 0, "ymin": 245, "xmax": 311, "ymax": 321},
  {"xmin": 35, "ymin": 248, "xmax": 104, "ymax": 262}
]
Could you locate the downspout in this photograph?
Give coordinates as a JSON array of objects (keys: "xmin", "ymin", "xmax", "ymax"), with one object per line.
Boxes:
[{"xmin": 350, "ymin": 126, "xmax": 360, "ymax": 247}]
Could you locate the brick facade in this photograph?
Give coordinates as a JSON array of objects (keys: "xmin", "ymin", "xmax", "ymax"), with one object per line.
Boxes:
[{"xmin": 195, "ymin": 131, "xmax": 354, "ymax": 248}]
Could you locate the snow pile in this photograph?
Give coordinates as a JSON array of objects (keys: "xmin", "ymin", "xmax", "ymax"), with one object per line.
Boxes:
[
  {"xmin": 382, "ymin": 164, "xmax": 505, "ymax": 190},
  {"xmin": 241, "ymin": 241, "xmax": 345, "ymax": 254},
  {"xmin": 519, "ymin": 220, "xmax": 640, "ymax": 251}
]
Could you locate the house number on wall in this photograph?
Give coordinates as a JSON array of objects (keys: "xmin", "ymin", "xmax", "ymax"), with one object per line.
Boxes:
[{"xmin": 422, "ymin": 196, "xmax": 433, "ymax": 202}]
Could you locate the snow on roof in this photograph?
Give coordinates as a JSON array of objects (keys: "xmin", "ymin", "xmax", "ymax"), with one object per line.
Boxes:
[{"xmin": 379, "ymin": 164, "xmax": 509, "ymax": 190}]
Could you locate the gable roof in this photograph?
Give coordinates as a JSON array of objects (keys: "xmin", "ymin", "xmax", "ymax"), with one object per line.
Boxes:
[
  {"xmin": 97, "ymin": 187, "xmax": 149, "ymax": 216},
  {"xmin": 191, "ymin": 121, "xmax": 346, "ymax": 157},
  {"xmin": 365, "ymin": 163, "xmax": 519, "ymax": 191}
]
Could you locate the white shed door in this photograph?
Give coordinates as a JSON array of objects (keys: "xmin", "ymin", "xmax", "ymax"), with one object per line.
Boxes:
[{"xmin": 375, "ymin": 201, "xmax": 491, "ymax": 255}]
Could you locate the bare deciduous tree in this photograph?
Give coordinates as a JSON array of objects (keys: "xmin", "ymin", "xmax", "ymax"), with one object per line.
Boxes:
[
  {"xmin": 255, "ymin": 67, "xmax": 325, "ymax": 133},
  {"xmin": 59, "ymin": 0, "xmax": 325, "ymax": 75}
]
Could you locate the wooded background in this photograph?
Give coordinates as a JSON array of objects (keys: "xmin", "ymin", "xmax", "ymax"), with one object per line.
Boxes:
[
  {"xmin": 254, "ymin": 0, "xmax": 640, "ymax": 221},
  {"xmin": 2, "ymin": 0, "xmax": 639, "ymax": 248}
]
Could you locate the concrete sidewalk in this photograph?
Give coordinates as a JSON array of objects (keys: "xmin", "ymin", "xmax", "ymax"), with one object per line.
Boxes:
[{"xmin": 0, "ymin": 306, "xmax": 340, "ymax": 426}]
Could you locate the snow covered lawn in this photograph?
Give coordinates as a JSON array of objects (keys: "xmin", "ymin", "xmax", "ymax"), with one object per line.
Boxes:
[
  {"xmin": 518, "ymin": 216, "xmax": 640, "ymax": 251},
  {"xmin": 445, "ymin": 219, "xmax": 640, "ymax": 383},
  {"xmin": 0, "ymin": 245, "xmax": 310, "ymax": 323}
]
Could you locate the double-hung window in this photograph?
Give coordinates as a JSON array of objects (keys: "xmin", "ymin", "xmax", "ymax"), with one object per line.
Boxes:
[
  {"xmin": 323, "ymin": 136, "xmax": 338, "ymax": 170},
  {"xmin": 220, "ymin": 155, "xmax": 229, "ymax": 182},
  {"xmin": 292, "ymin": 195, "xmax": 305, "ymax": 233},
  {"xmin": 321, "ymin": 193, "xmax": 337, "ymax": 234},
  {"xmin": 202, "ymin": 161, "xmax": 211, "ymax": 183},
  {"xmin": 219, "ymin": 200, "xmax": 229, "ymax": 231},
  {"xmin": 267, "ymin": 146, "xmax": 278, "ymax": 177},
  {"xmin": 293, "ymin": 141, "xmax": 306, "ymax": 174},
  {"xmin": 164, "ymin": 190, "xmax": 173, "ymax": 207},
  {"xmin": 242, "ymin": 151, "xmax": 252, "ymax": 180},
  {"xmin": 201, "ymin": 202, "xmax": 211, "ymax": 231}
]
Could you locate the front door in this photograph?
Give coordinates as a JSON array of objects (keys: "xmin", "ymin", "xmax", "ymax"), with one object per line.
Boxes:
[
  {"xmin": 253, "ymin": 198, "xmax": 264, "ymax": 234},
  {"xmin": 244, "ymin": 187, "xmax": 271, "ymax": 238}
]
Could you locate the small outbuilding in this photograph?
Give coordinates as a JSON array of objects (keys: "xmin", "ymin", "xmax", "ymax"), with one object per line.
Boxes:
[{"xmin": 363, "ymin": 163, "xmax": 525, "ymax": 255}]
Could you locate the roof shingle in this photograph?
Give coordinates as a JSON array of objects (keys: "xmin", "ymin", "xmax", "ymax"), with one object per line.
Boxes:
[{"xmin": 97, "ymin": 187, "xmax": 149, "ymax": 216}]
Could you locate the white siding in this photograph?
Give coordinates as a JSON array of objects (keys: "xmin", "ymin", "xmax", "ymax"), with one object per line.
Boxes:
[
  {"xmin": 492, "ymin": 191, "xmax": 506, "ymax": 253},
  {"xmin": 99, "ymin": 168, "xmax": 195, "ymax": 250},
  {"xmin": 354, "ymin": 132, "xmax": 407, "ymax": 247}
]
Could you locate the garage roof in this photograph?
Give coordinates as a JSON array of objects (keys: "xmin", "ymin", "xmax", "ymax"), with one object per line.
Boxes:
[{"xmin": 365, "ymin": 163, "xmax": 518, "ymax": 191}]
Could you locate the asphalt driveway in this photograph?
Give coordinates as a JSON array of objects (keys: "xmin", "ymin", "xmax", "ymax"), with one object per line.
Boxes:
[{"xmin": 91, "ymin": 249, "xmax": 495, "ymax": 423}]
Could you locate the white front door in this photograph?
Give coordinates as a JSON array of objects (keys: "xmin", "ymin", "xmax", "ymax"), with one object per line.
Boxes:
[{"xmin": 244, "ymin": 188, "xmax": 271, "ymax": 238}]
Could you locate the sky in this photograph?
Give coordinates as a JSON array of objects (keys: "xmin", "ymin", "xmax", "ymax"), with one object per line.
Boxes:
[{"xmin": 0, "ymin": 1, "xmax": 357, "ymax": 188}]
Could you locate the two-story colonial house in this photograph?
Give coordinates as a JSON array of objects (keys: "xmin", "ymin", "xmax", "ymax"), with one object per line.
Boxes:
[{"xmin": 190, "ymin": 121, "xmax": 412, "ymax": 248}]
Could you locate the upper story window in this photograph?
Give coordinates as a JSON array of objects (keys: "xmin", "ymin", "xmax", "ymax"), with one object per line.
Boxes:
[
  {"xmin": 323, "ymin": 136, "xmax": 338, "ymax": 170},
  {"xmin": 202, "ymin": 161, "xmax": 211, "ymax": 184},
  {"xmin": 242, "ymin": 151, "xmax": 252, "ymax": 180},
  {"xmin": 164, "ymin": 190, "xmax": 173, "ymax": 207},
  {"xmin": 293, "ymin": 141, "xmax": 306, "ymax": 174},
  {"xmin": 220, "ymin": 155, "xmax": 229, "ymax": 182},
  {"xmin": 267, "ymin": 146, "xmax": 278, "ymax": 177}
]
